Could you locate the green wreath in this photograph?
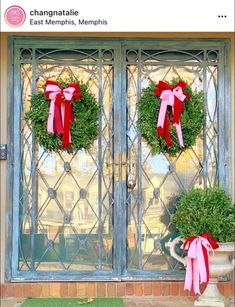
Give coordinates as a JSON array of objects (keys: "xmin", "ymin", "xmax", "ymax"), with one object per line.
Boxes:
[
  {"xmin": 24, "ymin": 80, "xmax": 100, "ymax": 153},
  {"xmin": 137, "ymin": 79, "xmax": 205, "ymax": 156}
]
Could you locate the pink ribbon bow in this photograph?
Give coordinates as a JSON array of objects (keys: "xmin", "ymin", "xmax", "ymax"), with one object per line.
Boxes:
[
  {"xmin": 154, "ymin": 81, "xmax": 190, "ymax": 147},
  {"xmin": 45, "ymin": 80, "xmax": 82, "ymax": 148},
  {"xmin": 183, "ymin": 233, "xmax": 219, "ymax": 295}
]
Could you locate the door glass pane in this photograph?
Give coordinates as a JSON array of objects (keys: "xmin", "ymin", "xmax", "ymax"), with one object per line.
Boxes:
[
  {"xmin": 126, "ymin": 49, "xmax": 218, "ymax": 271},
  {"xmin": 19, "ymin": 48, "xmax": 114, "ymax": 272}
]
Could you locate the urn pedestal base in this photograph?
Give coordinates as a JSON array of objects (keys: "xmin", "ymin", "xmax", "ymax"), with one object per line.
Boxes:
[{"xmin": 194, "ymin": 280, "xmax": 229, "ymax": 307}]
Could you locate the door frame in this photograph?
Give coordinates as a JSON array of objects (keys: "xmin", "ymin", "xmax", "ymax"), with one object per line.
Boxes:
[{"xmin": 6, "ymin": 36, "xmax": 231, "ymax": 281}]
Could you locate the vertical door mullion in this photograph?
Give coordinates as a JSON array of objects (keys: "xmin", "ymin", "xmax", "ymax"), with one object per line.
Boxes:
[
  {"xmin": 30, "ymin": 48, "xmax": 38, "ymax": 272},
  {"xmin": 136, "ymin": 50, "xmax": 143, "ymax": 270},
  {"xmin": 223, "ymin": 41, "xmax": 231, "ymax": 193},
  {"xmin": 97, "ymin": 49, "xmax": 103, "ymax": 270},
  {"xmin": 218, "ymin": 44, "xmax": 230, "ymax": 192},
  {"xmin": 202, "ymin": 49, "xmax": 207, "ymax": 188},
  {"xmin": 6, "ymin": 37, "xmax": 14, "ymax": 280},
  {"xmin": 12, "ymin": 46, "xmax": 21, "ymax": 276},
  {"xmin": 120, "ymin": 45, "xmax": 128, "ymax": 275},
  {"xmin": 112, "ymin": 44, "xmax": 125, "ymax": 276}
]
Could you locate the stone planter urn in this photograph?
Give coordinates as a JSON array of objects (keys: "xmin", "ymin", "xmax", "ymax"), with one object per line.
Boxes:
[{"xmin": 167, "ymin": 236, "xmax": 234, "ymax": 307}]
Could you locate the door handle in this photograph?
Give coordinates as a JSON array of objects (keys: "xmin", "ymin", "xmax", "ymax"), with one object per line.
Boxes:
[
  {"xmin": 127, "ymin": 162, "xmax": 136, "ymax": 189},
  {"xmin": 117, "ymin": 153, "xmax": 127, "ymax": 181}
]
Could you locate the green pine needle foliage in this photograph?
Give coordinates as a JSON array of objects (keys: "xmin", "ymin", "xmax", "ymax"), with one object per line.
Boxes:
[
  {"xmin": 137, "ymin": 79, "xmax": 205, "ymax": 156},
  {"xmin": 24, "ymin": 81, "xmax": 100, "ymax": 153},
  {"xmin": 172, "ymin": 186, "xmax": 235, "ymax": 242}
]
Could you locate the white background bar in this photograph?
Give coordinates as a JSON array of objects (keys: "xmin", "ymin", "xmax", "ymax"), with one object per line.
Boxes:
[{"xmin": 1, "ymin": 0, "xmax": 234, "ymax": 32}]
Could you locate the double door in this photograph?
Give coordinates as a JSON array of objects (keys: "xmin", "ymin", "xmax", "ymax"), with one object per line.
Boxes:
[{"xmin": 9, "ymin": 38, "xmax": 229, "ymax": 280}]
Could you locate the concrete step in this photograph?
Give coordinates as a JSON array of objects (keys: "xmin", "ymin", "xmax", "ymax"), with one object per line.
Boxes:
[{"xmin": 123, "ymin": 297, "xmax": 235, "ymax": 307}]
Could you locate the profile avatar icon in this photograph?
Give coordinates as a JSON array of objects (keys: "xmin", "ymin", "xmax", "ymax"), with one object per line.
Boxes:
[{"xmin": 4, "ymin": 5, "xmax": 26, "ymax": 27}]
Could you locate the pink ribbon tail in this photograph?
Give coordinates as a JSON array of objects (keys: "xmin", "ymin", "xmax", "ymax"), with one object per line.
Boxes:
[
  {"xmin": 175, "ymin": 122, "xmax": 184, "ymax": 147},
  {"xmin": 46, "ymin": 84, "xmax": 62, "ymax": 135},
  {"xmin": 47, "ymin": 100, "xmax": 55, "ymax": 134},
  {"xmin": 193, "ymin": 257, "xmax": 200, "ymax": 295},
  {"xmin": 157, "ymin": 90, "xmax": 174, "ymax": 136},
  {"xmin": 172, "ymin": 86, "xmax": 186, "ymax": 147},
  {"xmin": 184, "ymin": 239, "xmax": 201, "ymax": 295},
  {"xmin": 184, "ymin": 257, "xmax": 193, "ymax": 292},
  {"xmin": 198, "ymin": 242, "xmax": 209, "ymax": 284},
  {"xmin": 54, "ymin": 104, "xmax": 63, "ymax": 135},
  {"xmin": 157, "ymin": 99, "xmax": 168, "ymax": 129}
]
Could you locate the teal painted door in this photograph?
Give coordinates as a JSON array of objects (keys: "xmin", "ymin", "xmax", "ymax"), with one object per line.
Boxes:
[{"xmin": 8, "ymin": 38, "xmax": 230, "ymax": 280}]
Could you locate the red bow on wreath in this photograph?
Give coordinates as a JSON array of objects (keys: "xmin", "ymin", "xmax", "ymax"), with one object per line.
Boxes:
[
  {"xmin": 45, "ymin": 80, "xmax": 82, "ymax": 148},
  {"xmin": 154, "ymin": 80, "xmax": 190, "ymax": 147}
]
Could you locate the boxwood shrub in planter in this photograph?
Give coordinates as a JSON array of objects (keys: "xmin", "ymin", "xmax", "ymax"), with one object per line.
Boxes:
[{"xmin": 172, "ymin": 186, "xmax": 235, "ymax": 242}]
